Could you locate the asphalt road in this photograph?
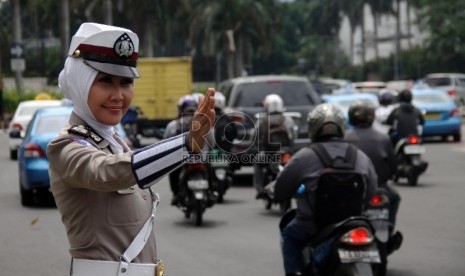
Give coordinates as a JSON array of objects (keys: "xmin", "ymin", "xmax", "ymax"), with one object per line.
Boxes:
[{"xmin": 1, "ymin": 130, "xmax": 465, "ymax": 276}]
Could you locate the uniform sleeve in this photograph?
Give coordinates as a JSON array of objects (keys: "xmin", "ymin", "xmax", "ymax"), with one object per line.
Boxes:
[{"xmin": 131, "ymin": 133, "xmax": 192, "ymax": 189}]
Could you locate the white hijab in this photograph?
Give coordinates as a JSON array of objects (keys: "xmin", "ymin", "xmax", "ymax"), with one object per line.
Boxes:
[{"xmin": 58, "ymin": 57, "xmax": 124, "ymax": 154}]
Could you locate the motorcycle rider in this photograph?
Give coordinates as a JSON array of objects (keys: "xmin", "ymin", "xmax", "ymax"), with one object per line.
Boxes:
[
  {"xmin": 253, "ymin": 94, "xmax": 296, "ymax": 199},
  {"xmin": 345, "ymin": 101, "xmax": 402, "ymax": 239},
  {"xmin": 273, "ymin": 104, "xmax": 378, "ymax": 276},
  {"xmin": 386, "ymin": 89, "xmax": 425, "ymax": 145},
  {"xmin": 164, "ymin": 95, "xmax": 199, "ymax": 205}
]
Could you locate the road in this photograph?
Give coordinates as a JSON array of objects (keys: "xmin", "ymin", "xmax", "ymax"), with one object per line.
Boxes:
[{"xmin": 0, "ymin": 131, "xmax": 465, "ymax": 276}]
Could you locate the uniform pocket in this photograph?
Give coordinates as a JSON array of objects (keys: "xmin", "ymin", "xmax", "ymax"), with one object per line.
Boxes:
[{"xmin": 107, "ymin": 191, "xmax": 143, "ymax": 226}]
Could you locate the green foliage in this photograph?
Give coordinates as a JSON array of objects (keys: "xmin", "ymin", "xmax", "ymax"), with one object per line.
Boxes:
[{"xmin": 2, "ymin": 89, "xmax": 63, "ymax": 114}]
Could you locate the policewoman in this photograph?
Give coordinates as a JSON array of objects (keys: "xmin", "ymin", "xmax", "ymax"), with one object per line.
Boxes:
[{"xmin": 47, "ymin": 22, "xmax": 215, "ymax": 276}]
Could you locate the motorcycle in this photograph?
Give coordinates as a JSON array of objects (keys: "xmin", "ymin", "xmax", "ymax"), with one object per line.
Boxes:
[
  {"xmin": 364, "ymin": 190, "xmax": 403, "ymax": 276},
  {"xmin": 176, "ymin": 162, "xmax": 216, "ymax": 226},
  {"xmin": 209, "ymin": 149, "xmax": 233, "ymax": 203},
  {"xmin": 261, "ymin": 150, "xmax": 293, "ymax": 213},
  {"xmin": 393, "ymin": 134, "xmax": 428, "ymax": 186},
  {"xmin": 280, "ymin": 190, "xmax": 403, "ymax": 276}
]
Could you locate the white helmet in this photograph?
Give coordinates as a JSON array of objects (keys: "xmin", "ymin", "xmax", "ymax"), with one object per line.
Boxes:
[
  {"xmin": 214, "ymin": 91, "xmax": 226, "ymax": 109},
  {"xmin": 263, "ymin": 94, "xmax": 285, "ymax": 113}
]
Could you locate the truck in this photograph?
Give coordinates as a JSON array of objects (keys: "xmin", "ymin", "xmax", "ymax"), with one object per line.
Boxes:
[{"xmin": 131, "ymin": 57, "xmax": 193, "ymax": 139}]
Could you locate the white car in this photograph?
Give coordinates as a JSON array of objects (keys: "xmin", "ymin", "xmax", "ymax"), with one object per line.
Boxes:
[{"xmin": 8, "ymin": 100, "xmax": 62, "ymax": 160}]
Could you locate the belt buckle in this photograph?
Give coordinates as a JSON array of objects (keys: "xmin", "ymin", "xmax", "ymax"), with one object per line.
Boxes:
[{"xmin": 155, "ymin": 259, "xmax": 165, "ymax": 276}]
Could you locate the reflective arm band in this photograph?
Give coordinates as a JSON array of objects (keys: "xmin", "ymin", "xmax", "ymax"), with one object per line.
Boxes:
[{"xmin": 131, "ymin": 133, "xmax": 191, "ymax": 189}]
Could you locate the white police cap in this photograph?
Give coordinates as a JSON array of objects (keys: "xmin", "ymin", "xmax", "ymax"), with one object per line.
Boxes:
[{"xmin": 68, "ymin": 22, "xmax": 140, "ymax": 78}]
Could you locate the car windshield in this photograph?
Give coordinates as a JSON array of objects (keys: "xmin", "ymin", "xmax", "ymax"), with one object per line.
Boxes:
[
  {"xmin": 233, "ymin": 81, "xmax": 315, "ymax": 107},
  {"xmin": 424, "ymin": 78, "xmax": 451, "ymax": 87},
  {"xmin": 34, "ymin": 115, "xmax": 70, "ymax": 134},
  {"xmin": 19, "ymin": 106, "xmax": 45, "ymax": 116},
  {"xmin": 413, "ymin": 92, "xmax": 452, "ymax": 104}
]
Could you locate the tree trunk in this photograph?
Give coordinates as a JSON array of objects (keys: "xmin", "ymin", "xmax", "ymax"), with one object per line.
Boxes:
[
  {"xmin": 104, "ymin": 0, "xmax": 113, "ymax": 25},
  {"xmin": 373, "ymin": 12, "xmax": 379, "ymax": 61},
  {"xmin": 406, "ymin": 1, "xmax": 412, "ymax": 48}
]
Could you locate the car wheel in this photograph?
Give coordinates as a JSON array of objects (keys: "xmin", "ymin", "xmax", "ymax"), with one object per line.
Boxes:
[
  {"xmin": 453, "ymin": 133, "xmax": 461, "ymax": 142},
  {"xmin": 10, "ymin": 149, "xmax": 18, "ymax": 160},
  {"xmin": 20, "ymin": 182, "xmax": 34, "ymax": 206}
]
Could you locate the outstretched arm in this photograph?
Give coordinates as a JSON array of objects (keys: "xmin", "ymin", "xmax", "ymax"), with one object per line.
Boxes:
[{"xmin": 131, "ymin": 88, "xmax": 216, "ymax": 189}]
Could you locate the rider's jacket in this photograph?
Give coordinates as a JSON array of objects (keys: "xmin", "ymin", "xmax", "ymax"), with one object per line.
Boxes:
[
  {"xmin": 273, "ymin": 138, "xmax": 378, "ymax": 235},
  {"xmin": 386, "ymin": 103, "xmax": 425, "ymax": 138},
  {"xmin": 254, "ymin": 112, "xmax": 296, "ymax": 152},
  {"xmin": 345, "ymin": 126, "xmax": 397, "ymax": 185}
]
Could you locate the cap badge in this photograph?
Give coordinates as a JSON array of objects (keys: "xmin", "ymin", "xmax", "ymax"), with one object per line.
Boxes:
[{"xmin": 114, "ymin": 33, "xmax": 134, "ymax": 58}]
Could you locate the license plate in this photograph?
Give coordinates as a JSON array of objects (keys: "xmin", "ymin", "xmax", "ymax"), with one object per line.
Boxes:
[
  {"xmin": 404, "ymin": 145, "xmax": 426, "ymax": 154},
  {"xmin": 187, "ymin": 179, "xmax": 209, "ymax": 190},
  {"xmin": 424, "ymin": 113, "xmax": 440, "ymax": 120},
  {"xmin": 364, "ymin": 208, "xmax": 389, "ymax": 220},
  {"xmin": 338, "ymin": 248, "xmax": 381, "ymax": 263}
]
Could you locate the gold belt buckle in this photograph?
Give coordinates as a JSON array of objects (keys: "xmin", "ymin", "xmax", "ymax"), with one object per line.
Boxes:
[{"xmin": 155, "ymin": 259, "xmax": 165, "ymax": 276}]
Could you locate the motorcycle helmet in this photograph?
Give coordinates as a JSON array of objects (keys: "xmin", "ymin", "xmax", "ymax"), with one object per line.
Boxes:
[
  {"xmin": 177, "ymin": 95, "xmax": 198, "ymax": 117},
  {"xmin": 398, "ymin": 89, "xmax": 412, "ymax": 103},
  {"xmin": 214, "ymin": 91, "xmax": 226, "ymax": 110},
  {"xmin": 263, "ymin": 94, "xmax": 285, "ymax": 113},
  {"xmin": 307, "ymin": 103, "xmax": 346, "ymax": 142},
  {"xmin": 348, "ymin": 100, "xmax": 376, "ymax": 128},
  {"xmin": 379, "ymin": 89, "xmax": 395, "ymax": 106}
]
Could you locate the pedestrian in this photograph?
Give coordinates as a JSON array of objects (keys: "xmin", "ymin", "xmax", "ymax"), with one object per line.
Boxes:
[{"xmin": 47, "ymin": 22, "xmax": 215, "ymax": 276}]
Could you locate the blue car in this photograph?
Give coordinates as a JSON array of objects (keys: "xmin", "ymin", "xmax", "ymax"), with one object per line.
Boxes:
[
  {"xmin": 412, "ymin": 88, "xmax": 462, "ymax": 142},
  {"xmin": 17, "ymin": 106, "xmax": 129, "ymax": 206},
  {"xmin": 17, "ymin": 106, "xmax": 72, "ymax": 206}
]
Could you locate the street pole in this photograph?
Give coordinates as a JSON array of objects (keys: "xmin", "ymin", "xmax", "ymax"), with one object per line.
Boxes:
[{"xmin": 394, "ymin": 0, "xmax": 401, "ymax": 80}]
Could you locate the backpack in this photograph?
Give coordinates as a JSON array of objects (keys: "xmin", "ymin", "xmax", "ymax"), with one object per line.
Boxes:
[
  {"xmin": 263, "ymin": 114, "xmax": 291, "ymax": 151},
  {"xmin": 310, "ymin": 143, "xmax": 367, "ymax": 228}
]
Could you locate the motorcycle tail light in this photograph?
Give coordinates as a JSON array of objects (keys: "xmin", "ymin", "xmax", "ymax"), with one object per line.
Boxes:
[
  {"xmin": 187, "ymin": 163, "xmax": 207, "ymax": 173},
  {"xmin": 447, "ymin": 89, "xmax": 456, "ymax": 97},
  {"xmin": 408, "ymin": 135, "xmax": 419, "ymax": 144},
  {"xmin": 280, "ymin": 152, "xmax": 292, "ymax": 165},
  {"xmin": 231, "ymin": 113, "xmax": 245, "ymax": 123},
  {"xmin": 340, "ymin": 227, "xmax": 374, "ymax": 245},
  {"xmin": 25, "ymin": 143, "xmax": 45, "ymax": 158},
  {"xmin": 369, "ymin": 194, "xmax": 388, "ymax": 207}
]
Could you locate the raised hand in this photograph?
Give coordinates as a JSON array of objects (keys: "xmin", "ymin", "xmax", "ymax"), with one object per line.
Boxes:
[{"xmin": 187, "ymin": 88, "xmax": 216, "ymax": 153}]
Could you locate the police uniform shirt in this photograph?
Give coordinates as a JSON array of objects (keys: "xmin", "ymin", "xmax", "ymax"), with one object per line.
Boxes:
[{"xmin": 47, "ymin": 113, "xmax": 157, "ymax": 263}]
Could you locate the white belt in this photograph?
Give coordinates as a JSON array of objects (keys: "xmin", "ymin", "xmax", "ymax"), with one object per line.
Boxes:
[
  {"xmin": 71, "ymin": 193, "xmax": 162, "ymax": 276},
  {"xmin": 72, "ymin": 259, "xmax": 156, "ymax": 276}
]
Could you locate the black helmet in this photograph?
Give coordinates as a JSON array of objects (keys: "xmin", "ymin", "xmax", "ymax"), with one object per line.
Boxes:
[
  {"xmin": 307, "ymin": 104, "xmax": 346, "ymax": 142},
  {"xmin": 398, "ymin": 89, "xmax": 412, "ymax": 103},
  {"xmin": 348, "ymin": 100, "xmax": 376, "ymax": 128},
  {"xmin": 379, "ymin": 89, "xmax": 395, "ymax": 106}
]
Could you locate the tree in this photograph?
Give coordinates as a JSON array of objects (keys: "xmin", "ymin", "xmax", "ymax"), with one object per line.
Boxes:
[{"xmin": 189, "ymin": 0, "xmax": 278, "ymax": 79}]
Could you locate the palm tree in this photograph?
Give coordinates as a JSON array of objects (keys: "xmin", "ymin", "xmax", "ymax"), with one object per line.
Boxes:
[
  {"xmin": 189, "ymin": 0, "xmax": 278, "ymax": 79},
  {"xmin": 339, "ymin": 0, "xmax": 364, "ymax": 65},
  {"xmin": 367, "ymin": 0, "xmax": 395, "ymax": 61}
]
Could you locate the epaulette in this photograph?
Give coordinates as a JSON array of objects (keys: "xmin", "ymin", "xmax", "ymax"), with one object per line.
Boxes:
[{"xmin": 68, "ymin": 125, "xmax": 104, "ymax": 144}]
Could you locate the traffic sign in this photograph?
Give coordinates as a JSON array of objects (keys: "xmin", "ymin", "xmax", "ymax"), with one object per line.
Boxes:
[
  {"xmin": 10, "ymin": 43, "xmax": 23, "ymax": 59},
  {"xmin": 10, "ymin": 58, "xmax": 25, "ymax": 72}
]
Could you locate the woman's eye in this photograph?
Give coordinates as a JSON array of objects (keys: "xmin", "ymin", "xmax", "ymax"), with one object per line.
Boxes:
[
  {"xmin": 98, "ymin": 76, "xmax": 113, "ymax": 83},
  {"xmin": 121, "ymin": 78, "xmax": 134, "ymax": 86}
]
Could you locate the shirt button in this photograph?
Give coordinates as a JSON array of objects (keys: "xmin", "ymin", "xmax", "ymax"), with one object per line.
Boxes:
[{"xmin": 143, "ymin": 194, "xmax": 148, "ymax": 200}]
